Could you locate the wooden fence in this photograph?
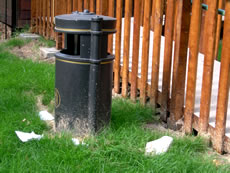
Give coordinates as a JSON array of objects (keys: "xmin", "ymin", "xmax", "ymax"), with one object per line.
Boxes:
[{"xmin": 31, "ymin": 0, "xmax": 230, "ymax": 154}]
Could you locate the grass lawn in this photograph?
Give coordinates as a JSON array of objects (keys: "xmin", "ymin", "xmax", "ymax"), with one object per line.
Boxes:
[{"xmin": 0, "ymin": 38, "xmax": 230, "ymax": 172}]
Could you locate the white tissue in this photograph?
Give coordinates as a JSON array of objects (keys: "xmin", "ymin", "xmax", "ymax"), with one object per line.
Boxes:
[
  {"xmin": 39, "ymin": 111, "xmax": 54, "ymax": 121},
  {"xmin": 15, "ymin": 131, "xmax": 43, "ymax": 142}
]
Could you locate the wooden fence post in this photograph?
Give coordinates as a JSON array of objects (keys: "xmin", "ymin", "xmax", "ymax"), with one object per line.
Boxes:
[
  {"xmin": 130, "ymin": 0, "xmax": 142, "ymax": 101},
  {"xmin": 150, "ymin": 0, "xmax": 164, "ymax": 107},
  {"xmin": 107, "ymin": 0, "xmax": 115, "ymax": 54},
  {"xmin": 199, "ymin": 0, "xmax": 219, "ymax": 134},
  {"xmin": 31, "ymin": 0, "xmax": 36, "ymax": 33},
  {"xmin": 169, "ymin": 0, "xmax": 191, "ymax": 127},
  {"xmin": 114, "ymin": 0, "xmax": 123, "ymax": 93},
  {"xmin": 160, "ymin": 0, "xmax": 176, "ymax": 121},
  {"xmin": 43, "ymin": 0, "xmax": 47, "ymax": 37},
  {"xmin": 184, "ymin": 0, "xmax": 202, "ymax": 134},
  {"xmin": 140, "ymin": 0, "xmax": 152, "ymax": 105},
  {"xmin": 213, "ymin": 0, "xmax": 230, "ymax": 154},
  {"xmin": 122, "ymin": 0, "xmax": 133, "ymax": 97},
  {"xmin": 39, "ymin": 0, "xmax": 42, "ymax": 35}
]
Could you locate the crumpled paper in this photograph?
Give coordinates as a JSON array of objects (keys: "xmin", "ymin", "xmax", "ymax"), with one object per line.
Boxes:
[
  {"xmin": 38, "ymin": 111, "xmax": 54, "ymax": 121},
  {"xmin": 72, "ymin": 138, "xmax": 87, "ymax": 146},
  {"xmin": 15, "ymin": 131, "xmax": 43, "ymax": 142},
  {"xmin": 145, "ymin": 136, "xmax": 173, "ymax": 155}
]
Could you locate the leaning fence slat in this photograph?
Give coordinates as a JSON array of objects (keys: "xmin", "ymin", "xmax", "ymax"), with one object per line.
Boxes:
[
  {"xmin": 214, "ymin": 0, "xmax": 224, "ymax": 60},
  {"xmin": 150, "ymin": 0, "xmax": 156, "ymax": 31},
  {"xmin": 130, "ymin": 0, "xmax": 142, "ymax": 101},
  {"xmin": 170, "ymin": 0, "xmax": 191, "ymax": 124},
  {"xmin": 122, "ymin": 0, "xmax": 133, "ymax": 97},
  {"xmin": 114, "ymin": 0, "xmax": 123, "ymax": 93},
  {"xmin": 67, "ymin": 0, "xmax": 72, "ymax": 13},
  {"xmin": 184, "ymin": 0, "xmax": 202, "ymax": 134},
  {"xmin": 214, "ymin": 0, "xmax": 230, "ymax": 154},
  {"xmin": 150, "ymin": 0, "xmax": 164, "ymax": 107},
  {"xmin": 140, "ymin": 0, "xmax": 151, "ymax": 104},
  {"xmin": 199, "ymin": 0, "xmax": 219, "ymax": 133},
  {"xmin": 160, "ymin": 0, "xmax": 176, "ymax": 121},
  {"xmin": 96, "ymin": 0, "xmax": 102, "ymax": 14},
  {"xmin": 107, "ymin": 0, "xmax": 114, "ymax": 54}
]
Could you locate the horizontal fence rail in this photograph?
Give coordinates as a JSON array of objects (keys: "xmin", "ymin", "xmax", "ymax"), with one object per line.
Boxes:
[{"xmin": 31, "ymin": 0, "xmax": 230, "ymax": 154}]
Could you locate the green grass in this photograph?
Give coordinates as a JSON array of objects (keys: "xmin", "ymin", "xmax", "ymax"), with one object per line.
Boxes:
[
  {"xmin": 217, "ymin": 40, "xmax": 222, "ymax": 62},
  {"xmin": 0, "ymin": 39, "xmax": 230, "ymax": 172}
]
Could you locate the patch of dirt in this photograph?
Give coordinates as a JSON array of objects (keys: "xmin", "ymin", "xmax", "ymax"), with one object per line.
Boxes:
[{"xmin": 10, "ymin": 40, "xmax": 55, "ymax": 63}]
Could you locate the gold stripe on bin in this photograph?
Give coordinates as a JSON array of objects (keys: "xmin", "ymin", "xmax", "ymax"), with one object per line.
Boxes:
[
  {"xmin": 56, "ymin": 58, "xmax": 113, "ymax": 65},
  {"xmin": 55, "ymin": 27, "xmax": 115, "ymax": 32}
]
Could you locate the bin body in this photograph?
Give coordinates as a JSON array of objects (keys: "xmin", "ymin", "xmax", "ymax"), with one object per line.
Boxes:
[{"xmin": 54, "ymin": 10, "xmax": 116, "ymax": 135}]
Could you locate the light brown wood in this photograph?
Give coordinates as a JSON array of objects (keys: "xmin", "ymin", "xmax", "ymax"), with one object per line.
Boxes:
[
  {"xmin": 131, "ymin": 0, "xmax": 142, "ymax": 101},
  {"xmin": 122, "ymin": 0, "xmax": 133, "ymax": 97},
  {"xmin": 96, "ymin": 0, "xmax": 102, "ymax": 14},
  {"xmin": 170, "ymin": 0, "xmax": 191, "ymax": 122},
  {"xmin": 184, "ymin": 0, "xmax": 202, "ymax": 134},
  {"xmin": 214, "ymin": 0, "xmax": 224, "ymax": 59},
  {"xmin": 114, "ymin": 0, "xmax": 123, "ymax": 93},
  {"xmin": 73, "ymin": 0, "xmax": 78, "ymax": 11},
  {"xmin": 150, "ymin": 0, "xmax": 164, "ymax": 107},
  {"xmin": 89, "ymin": 0, "xmax": 95, "ymax": 12},
  {"xmin": 39, "ymin": 0, "xmax": 42, "ymax": 35},
  {"xmin": 107, "ymin": 0, "xmax": 114, "ymax": 54},
  {"xmin": 214, "ymin": 0, "xmax": 230, "ymax": 154},
  {"xmin": 78, "ymin": 0, "xmax": 83, "ymax": 12},
  {"xmin": 140, "ymin": 0, "xmax": 151, "ymax": 104},
  {"xmin": 67, "ymin": 0, "xmax": 72, "ymax": 13},
  {"xmin": 161, "ymin": 0, "xmax": 176, "ymax": 121},
  {"xmin": 150, "ymin": 0, "xmax": 156, "ymax": 31},
  {"xmin": 51, "ymin": 0, "xmax": 55, "ymax": 39},
  {"xmin": 84, "ymin": 0, "xmax": 90, "ymax": 9},
  {"xmin": 199, "ymin": 0, "xmax": 219, "ymax": 134}
]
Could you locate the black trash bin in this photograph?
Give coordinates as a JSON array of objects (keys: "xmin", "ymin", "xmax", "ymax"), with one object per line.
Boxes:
[{"xmin": 54, "ymin": 10, "xmax": 116, "ymax": 135}]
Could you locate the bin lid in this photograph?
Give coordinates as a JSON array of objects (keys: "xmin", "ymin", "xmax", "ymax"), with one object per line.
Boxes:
[{"xmin": 55, "ymin": 9, "xmax": 116, "ymax": 34}]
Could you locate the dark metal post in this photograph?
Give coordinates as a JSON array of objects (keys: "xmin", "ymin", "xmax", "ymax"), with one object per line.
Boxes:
[{"xmin": 88, "ymin": 16, "xmax": 103, "ymax": 133}]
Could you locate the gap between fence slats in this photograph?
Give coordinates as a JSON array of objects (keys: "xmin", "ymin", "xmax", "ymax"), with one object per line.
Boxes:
[
  {"xmin": 114, "ymin": 0, "xmax": 123, "ymax": 93},
  {"xmin": 214, "ymin": 0, "xmax": 230, "ymax": 154},
  {"xmin": 199, "ymin": 0, "xmax": 219, "ymax": 134},
  {"xmin": 140, "ymin": 0, "xmax": 152, "ymax": 105},
  {"xmin": 131, "ymin": 0, "xmax": 142, "ymax": 101},
  {"xmin": 150, "ymin": 0, "xmax": 164, "ymax": 107},
  {"xmin": 122, "ymin": 0, "xmax": 132, "ymax": 97}
]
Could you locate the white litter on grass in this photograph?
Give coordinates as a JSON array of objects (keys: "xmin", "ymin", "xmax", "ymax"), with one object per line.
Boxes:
[
  {"xmin": 145, "ymin": 136, "xmax": 173, "ymax": 155},
  {"xmin": 72, "ymin": 138, "xmax": 87, "ymax": 146},
  {"xmin": 15, "ymin": 131, "xmax": 43, "ymax": 142},
  {"xmin": 39, "ymin": 111, "xmax": 54, "ymax": 121}
]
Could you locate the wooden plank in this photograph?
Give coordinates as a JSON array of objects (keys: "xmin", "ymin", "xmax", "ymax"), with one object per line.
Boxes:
[
  {"xmin": 130, "ymin": 0, "xmax": 142, "ymax": 101},
  {"xmin": 122, "ymin": 0, "xmax": 133, "ymax": 97},
  {"xmin": 43, "ymin": 0, "xmax": 47, "ymax": 37},
  {"xmin": 107, "ymin": 0, "xmax": 114, "ymax": 54},
  {"xmin": 199, "ymin": 0, "xmax": 219, "ymax": 133},
  {"xmin": 150, "ymin": 0, "xmax": 164, "ymax": 107},
  {"xmin": 89, "ymin": 0, "xmax": 95, "ymax": 12},
  {"xmin": 140, "ymin": 0, "xmax": 152, "ymax": 104},
  {"xmin": 184, "ymin": 0, "xmax": 202, "ymax": 134},
  {"xmin": 78, "ymin": 0, "xmax": 83, "ymax": 11},
  {"xmin": 31, "ymin": 0, "xmax": 36, "ymax": 33},
  {"xmin": 114, "ymin": 0, "xmax": 123, "ymax": 93},
  {"xmin": 170, "ymin": 0, "xmax": 191, "ymax": 124},
  {"xmin": 39, "ymin": 0, "xmax": 42, "ymax": 35},
  {"xmin": 51, "ymin": 0, "xmax": 55, "ymax": 39},
  {"xmin": 36, "ymin": 0, "xmax": 39, "ymax": 33},
  {"xmin": 214, "ymin": 0, "xmax": 224, "ymax": 59},
  {"xmin": 213, "ymin": 0, "xmax": 230, "ymax": 154},
  {"xmin": 102, "ymin": 0, "xmax": 108, "ymax": 15},
  {"xmin": 67, "ymin": 0, "xmax": 72, "ymax": 13},
  {"xmin": 150, "ymin": 0, "xmax": 156, "ymax": 31},
  {"xmin": 73, "ymin": 0, "xmax": 78, "ymax": 11},
  {"xmin": 160, "ymin": 0, "xmax": 176, "ymax": 121},
  {"xmin": 96, "ymin": 0, "xmax": 102, "ymax": 14},
  {"xmin": 46, "ymin": 0, "xmax": 51, "ymax": 38},
  {"xmin": 84, "ymin": 0, "xmax": 90, "ymax": 9}
]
